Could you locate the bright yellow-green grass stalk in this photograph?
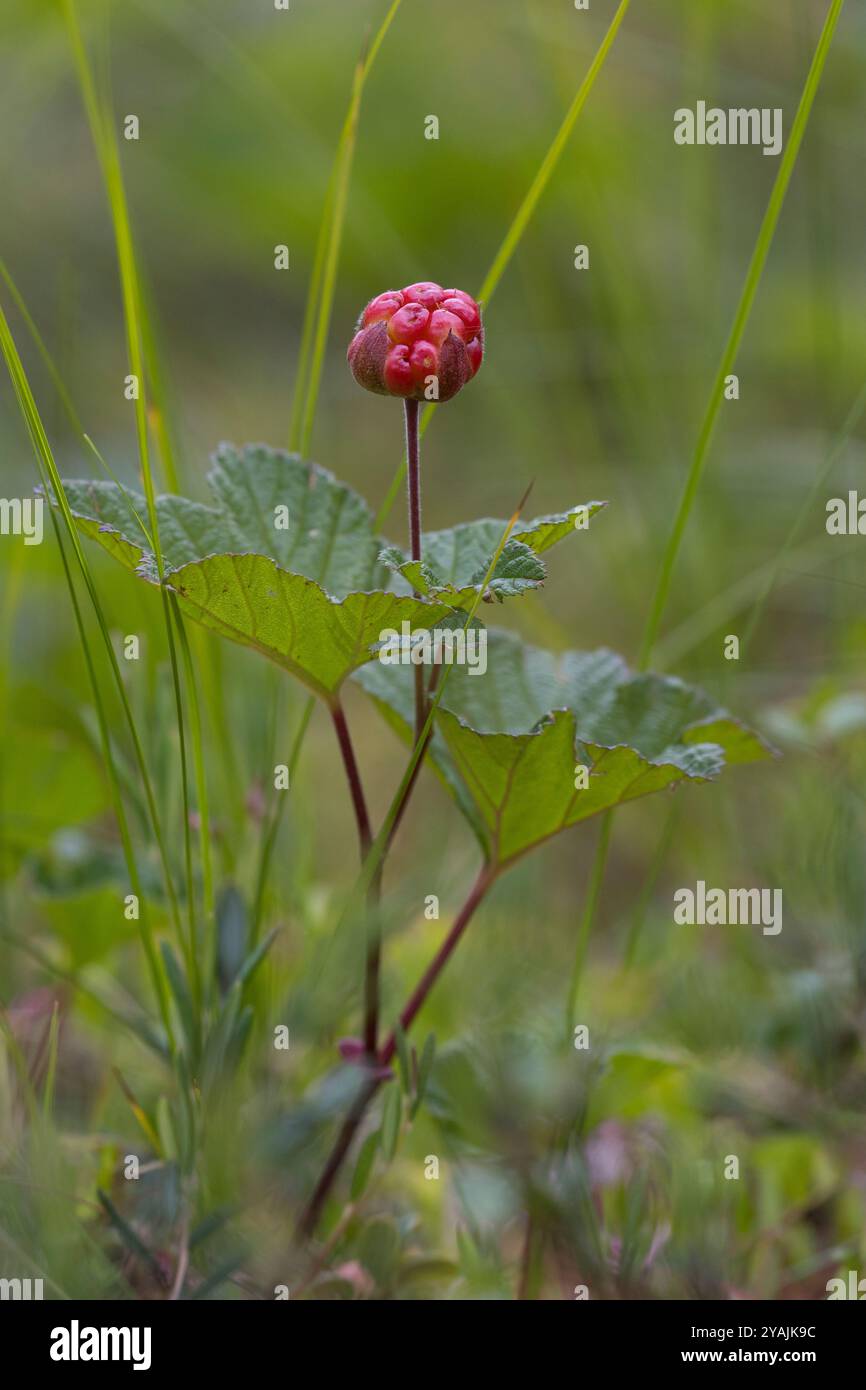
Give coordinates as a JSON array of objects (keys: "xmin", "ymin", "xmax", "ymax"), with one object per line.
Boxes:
[
  {"xmin": 374, "ymin": 0, "xmax": 633, "ymax": 530},
  {"xmin": 0, "ymin": 302, "xmax": 175, "ymax": 1052},
  {"xmin": 63, "ymin": 0, "xmax": 212, "ymax": 1019}
]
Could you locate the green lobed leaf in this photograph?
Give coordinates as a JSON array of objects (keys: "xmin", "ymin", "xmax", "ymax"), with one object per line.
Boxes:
[
  {"xmin": 167, "ymin": 552, "xmax": 455, "ymax": 701},
  {"xmin": 57, "ymin": 445, "xmax": 456, "ymax": 700},
  {"xmin": 59, "ymin": 443, "xmax": 389, "ymax": 593},
  {"xmin": 355, "ymin": 629, "xmax": 772, "ymax": 867},
  {"xmin": 380, "ymin": 502, "xmax": 606, "ymax": 610}
]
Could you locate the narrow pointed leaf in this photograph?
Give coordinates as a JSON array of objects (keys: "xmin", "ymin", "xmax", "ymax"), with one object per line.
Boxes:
[
  {"xmin": 411, "ymin": 1033, "xmax": 437, "ymax": 1119},
  {"xmin": 160, "ymin": 941, "xmax": 197, "ymax": 1056},
  {"xmin": 97, "ymin": 1190, "xmax": 166, "ymax": 1287},
  {"xmin": 380, "ymin": 1084, "xmax": 402, "ymax": 1163},
  {"xmin": 350, "ymin": 1130, "xmax": 380, "ymax": 1202},
  {"xmin": 393, "ymin": 1021, "xmax": 412, "ymax": 1095}
]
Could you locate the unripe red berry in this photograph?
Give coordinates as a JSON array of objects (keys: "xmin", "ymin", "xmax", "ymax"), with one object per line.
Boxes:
[
  {"xmin": 348, "ymin": 281, "xmax": 484, "ymax": 402},
  {"xmin": 383, "ymin": 343, "xmax": 414, "ymax": 394},
  {"xmin": 387, "ymin": 302, "xmax": 430, "ymax": 344},
  {"xmin": 409, "ymin": 339, "xmax": 438, "ymax": 387},
  {"xmin": 362, "ymin": 290, "xmax": 404, "ymax": 326},
  {"xmin": 440, "ymin": 295, "xmax": 481, "ymax": 337},
  {"xmin": 402, "ymin": 281, "xmax": 444, "ymax": 310},
  {"xmin": 428, "ymin": 307, "xmax": 465, "ymax": 346}
]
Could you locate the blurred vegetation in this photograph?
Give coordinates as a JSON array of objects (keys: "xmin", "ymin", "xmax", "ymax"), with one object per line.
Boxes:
[{"xmin": 1, "ymin": 0, "xmax": 865, "ymax": 1299}]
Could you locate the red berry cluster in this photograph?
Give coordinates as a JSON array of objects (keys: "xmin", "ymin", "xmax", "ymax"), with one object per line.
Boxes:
[{"xmin": 348, "ymin": 282, "xmax": 483, "ymax": 403}]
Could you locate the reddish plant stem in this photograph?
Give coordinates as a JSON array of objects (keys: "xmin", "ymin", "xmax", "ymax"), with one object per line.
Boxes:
[
  {"xmin": 330, "ymin": 701, "xmax": 382, "ymax": 1054},
  {"xmin": 359, "ymin": 668, "xmax": 442, "ymax": 1055},
  {"xmin": 358, "ymin": 402, "xmax": 427, "ymax": 1054},
  {"xmin": 297, "ymin": 861, "xmax": 496, "ymax": 1239},
  {"xmin": 378, "ymin": 861, "xmax": 494, "ymax": 1064},
  {"xmin": 297, "ymin": 1074, "xmax": 380, "ymax": 1240},
  {"xmin": 404, "ymin": 398, "xmax": 426, "ymax": 748},
  {"xmin": 330, "ymin": 701, "xmax": 373, "ymax": 858}
]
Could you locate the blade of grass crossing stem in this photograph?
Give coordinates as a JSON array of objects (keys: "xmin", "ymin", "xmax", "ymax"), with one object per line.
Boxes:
[
  {"xmin": 332, "ymin": 485, "xmax": 534, "ymax": 944},
  {"xmin": 577, "ymin": 0, "xmax": 847, "ymax": 1035},
  {"xmin": 0, "ymin": 305, "xmax": 175, "ymax": 1048},
  {"xmin": 373, "ymin": 0, "xmax": 632, "ymax": 530},
  {"xmin": 638, "ymin": 0, "xmax": 847, "ymax": 671}
]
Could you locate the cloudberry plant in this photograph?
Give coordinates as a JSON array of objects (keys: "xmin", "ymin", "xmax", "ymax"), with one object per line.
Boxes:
[{"xmin": 348, "ymin": 282, "xmax": 485, "ymax": 747}]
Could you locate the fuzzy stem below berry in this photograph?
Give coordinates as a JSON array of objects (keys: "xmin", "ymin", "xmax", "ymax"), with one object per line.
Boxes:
[{"xmin": 404, "ymin": 398, "xmax": 426, "ymax": 747}]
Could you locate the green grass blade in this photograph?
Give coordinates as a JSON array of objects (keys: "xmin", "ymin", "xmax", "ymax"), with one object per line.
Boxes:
[
  {"xmin": 290, "ymin": 0, "xmax": 405, "ymax": 455},
  {"xmin": 63, "ymin": 0, "xmax": 206, "ymax": 1014},
  {"xmin": 97, "ymin": 1189, "xmax": 167, "ymax": 1288},
  {"xmin": 0, "ymin": 258, "xmax": 85, "ymax": 437},
  {"xmin": 374, "ymin": 0, "xmax": 632, "ymax": 530},
  {"xmin": 476, "ymin": 0, "xmax": 632, "ymax": 307},
  {"xmin": 740, "ymin": 375, "xmax": 866, "ymax": 655},
  {"xmin": 0, "ymin": 301, "xmax": 175, "ymax": 1049},
  {"xmin": 638, "ymin": 0, "xmax": 847, "ymax": 670},
  {"xmin": 41, "ymin": 1002, "xmax": 61, "ymax": 1122},
  {"xmin": 172, "ymin": 601, "xmax": 216, "ymax": 996},
  {"xmin": 575, "ymin": 0, "xmax": 847, "ymax": 1050}
]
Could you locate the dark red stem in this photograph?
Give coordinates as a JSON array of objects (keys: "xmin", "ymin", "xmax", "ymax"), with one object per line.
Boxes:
[
  {"xmin": 379, "ymin": 862, "xmax": 494, "ymax": 1065},
  {"xmin": 404, "ymin": 398, "xmax": 426, "ymax": 747},
  {"xmin": 296, "ymin": 861, "xmax": 495, "ymax": 1239},
  {"xmin": 330, "ymin": 701, "xmax": 382, "ymax": 1055},
  {"xmin": 297, "ymin": 1075, "xmax": 380, "ymax": 1239},
  {"xmin": 330, "ymin": 702, "xmax": 372, "ymax": 858}
]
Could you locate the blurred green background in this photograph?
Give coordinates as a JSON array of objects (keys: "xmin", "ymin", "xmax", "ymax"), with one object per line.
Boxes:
[{"xmin": 1, "ymin": 0, "xmax": 865, "ymax": 1299}]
